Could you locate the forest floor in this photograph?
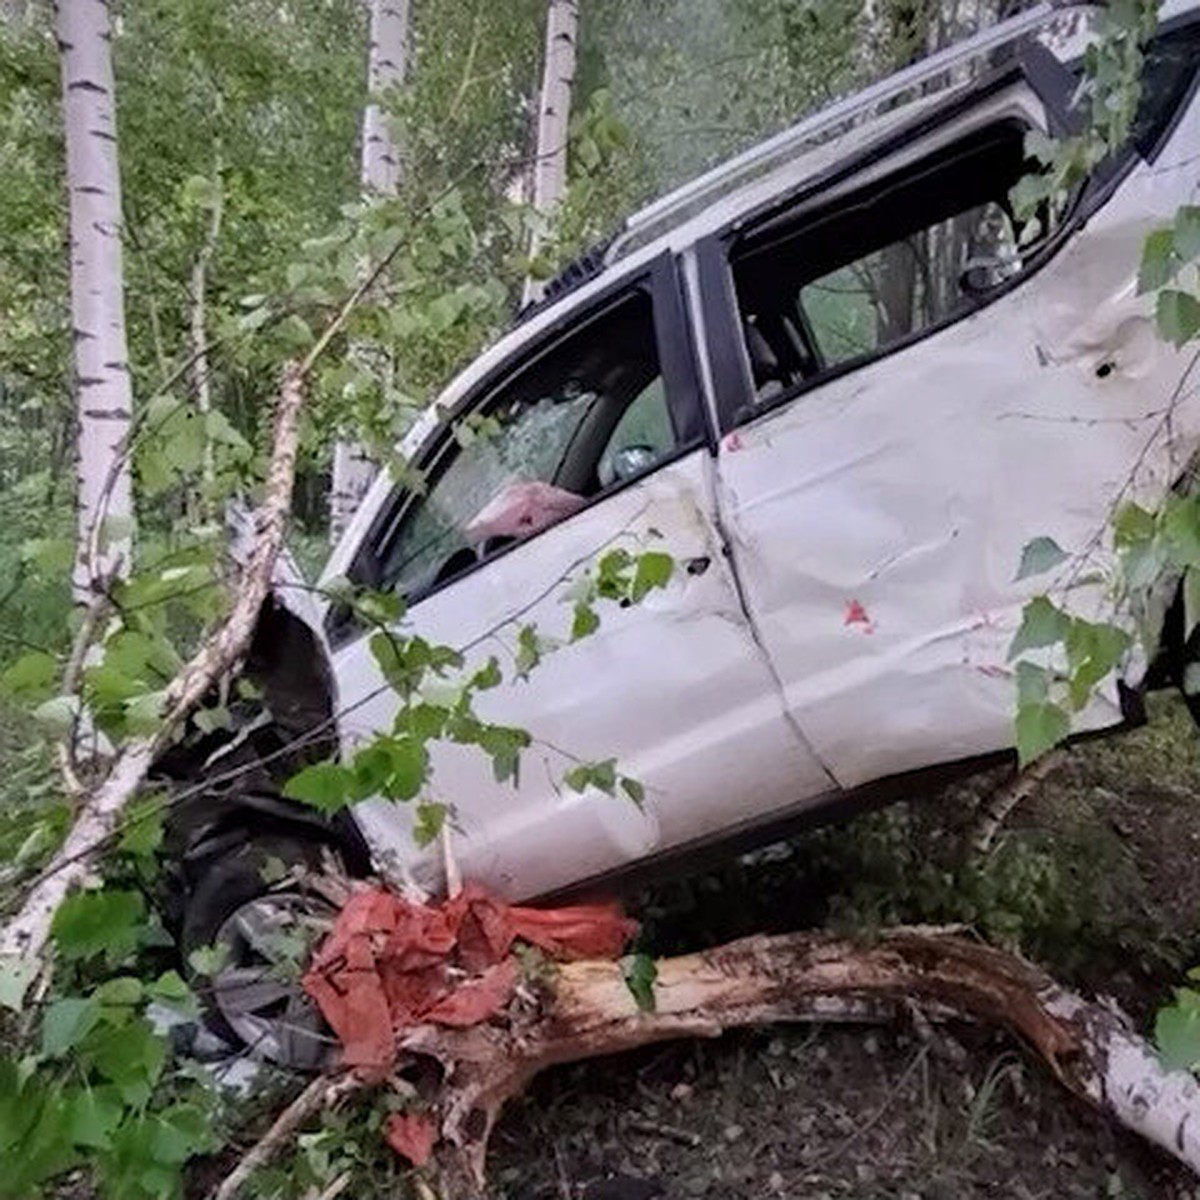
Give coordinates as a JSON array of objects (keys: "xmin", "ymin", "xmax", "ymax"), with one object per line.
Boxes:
[{"xmin": 484, "ymin": 697, "xmax": 1200, "ymax": 1200}]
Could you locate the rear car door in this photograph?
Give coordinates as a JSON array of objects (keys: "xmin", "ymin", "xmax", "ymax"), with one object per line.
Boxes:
[
  {"xmin": 698, "ymin": 27, "xmax": 1200, "ymax": 789},
  {"xmin": 326, "ymin": 255, "xmax": 832, "ymax": 898}
]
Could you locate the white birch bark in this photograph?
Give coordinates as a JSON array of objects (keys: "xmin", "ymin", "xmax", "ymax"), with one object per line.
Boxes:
[
  {"xmin": 58, "ymin": 0, "xmax": 135, "ymax": 600},
  {"xmin": 190, "ymin": 157, "xmax": 223, "ymax": 502},
  {"xmin": 522, "ymin": 0, "xmax": 579, "ymax": 308},
  {"xmin": 329, "ymin": 0, "xmax": 409, "ymax": 544}
]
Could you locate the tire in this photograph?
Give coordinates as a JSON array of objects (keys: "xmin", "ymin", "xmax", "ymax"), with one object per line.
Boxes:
[{"xmin": 181, "ymin": 833, "xmax": 335, "ymax": 1070}]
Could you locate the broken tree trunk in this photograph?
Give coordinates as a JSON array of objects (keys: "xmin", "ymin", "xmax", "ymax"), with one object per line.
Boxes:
[
  {"xmin": 393, "ymin": 930, "xmax": 1200, "ymax": 1195},
  {"xmin": 0, "ymin": 363, "xmax": 306, "ymax": 993}
]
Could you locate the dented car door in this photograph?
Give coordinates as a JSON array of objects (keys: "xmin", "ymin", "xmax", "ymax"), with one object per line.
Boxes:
[
  {"xmin": 700, "ymin": 30, "xmax": 1200, "ymax": 788},
  {"xmin": 323, "ymin": 256, "xmax": 832, "ymax": 898}
]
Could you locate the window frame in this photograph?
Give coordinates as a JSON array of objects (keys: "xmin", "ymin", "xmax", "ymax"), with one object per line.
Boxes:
[
  {"xmin": 341, "ymin": 250, "xmax": 707, "ymax": 619},
  {"xmin": 697, "ymin": 51, "xmax": 1099, "ymax": 436}
]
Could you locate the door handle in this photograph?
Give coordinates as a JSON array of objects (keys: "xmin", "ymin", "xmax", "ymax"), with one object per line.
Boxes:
[{"xmin": 685, "ymin": 556, "xmax": 711, "ymax": 576}]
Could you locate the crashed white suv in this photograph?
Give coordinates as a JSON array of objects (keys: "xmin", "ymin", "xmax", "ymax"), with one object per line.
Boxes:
[{"xmin": 166, "ymin": 2, "xmax": 1200, "ymax": 1060}]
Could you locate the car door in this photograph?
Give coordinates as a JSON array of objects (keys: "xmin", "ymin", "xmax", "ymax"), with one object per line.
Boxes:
[
  {"xmin": 697, "ymin": 49, "xmax": 1200, "ymax": 790},
  {"xmin": 326, "ymin": 255, "xmax": 832, "ymax": 899}
]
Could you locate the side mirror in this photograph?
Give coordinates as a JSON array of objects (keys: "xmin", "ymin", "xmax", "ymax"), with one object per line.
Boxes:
[
  {"xmin": 611, "ymin": 444, "xmax": 658, "ymax": 482},
  {"xmin": 958, "ymin": 252, "xmax": 1022, "ymax": 297}
]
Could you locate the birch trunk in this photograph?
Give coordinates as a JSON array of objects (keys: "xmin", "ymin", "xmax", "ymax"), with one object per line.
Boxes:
[
  {"xmin": 190, "ymin": 156, "xmax": 223, "ymax": 505},
  {"xmin": 522, "ymin": 0, "xmax": 579, "ymax": 308},
  {"xmin": 329, "ymin": 0, "xmax": 408, "ymax": 544},
  {"xmin": 58, "ymin": 0, "xmax": 134, "ymax": 599}
]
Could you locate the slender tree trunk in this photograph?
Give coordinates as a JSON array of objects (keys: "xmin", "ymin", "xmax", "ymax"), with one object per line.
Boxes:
[
  {"xmin": 190, "ymin": 153, "xmax": 223, "ymax": 506},
  {"xmin": 58, "ymin": 0, "xmax": 134, "ymax": 600},
  {"xmin": 329, "ymin": 0, "xmax": 408, "ymax": 544},
  {"xmin": 521, "ymin": 0, "xmax": 579, "ymax": 307}
]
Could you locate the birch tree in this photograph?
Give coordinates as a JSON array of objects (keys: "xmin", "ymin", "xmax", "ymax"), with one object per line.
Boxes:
[
  {"xmin": 329, "ymin": 0, "xmax": 409, "ymax": 543},
  {"xmin": 522, "ymin": 0, "xmax": 578, "ymax": 305},
  {"xmin": 57, "ymin": 0, "xmax": 134, "ymax": 600}
]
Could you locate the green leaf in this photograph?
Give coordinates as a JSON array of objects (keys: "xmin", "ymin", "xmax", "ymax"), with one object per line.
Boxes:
[
  {"xmin": 620, "ymin": 953, "xmax": 657, "ymax": 1012},
  {"xmin": 32, "ymin": 693, "xmax": 79, "ymax": 734},
  {"xmin": 118, "ymin": 797, "xmax": 165, "ymax": 859},
  {"xmin": 283, "ymin": 761, "xmax": 351, "ymax": 813},
  {"xmin": 1015, "ymin": 660, "xmax": 1050, "ymax": 706},
  {"xmin": 1164, "ymin": 495, "xmax": 1200, "ymax": 568},
  {"xmin": 476, "ymin": 724, "xmax": 529, "ymax": 786},
  {"xmin": 515, "ymin": 624, "xmax": 542, "ymax": 678},
  {"xmin": 52, "ymin": 890, "xmax": 145, "ymax": 965},
  {"xmin": 1064, "ymin": 618, "xmax": 1130, "ymax": 710},
  {"xmin": 1157, "ymin": 289, "xmax": 1200, "ymax": 348},
  {"xmin": 413, "ymin": 802, "xmax": 448, "ymax": 848},
  {"xmin": 0, "ymin": 958, "xmax": 38, "ymax": 1012},
  {"xmin": 571, "ymin": 601, "xmax": 600, "ymax": 641},
  {"xmin": 563, "ymin": 764, "xmax": 591, "ymax": 793},
  {"xmin": 620, "ymin": 776, "xmax": 646, "ymax": 807},
  {"xmin": 1138, "ymin": 227, "xmax": 1179, "ymax": 293},
  {"xmin": 631, "ymin": 551, "xmax": 674, "ymax": 602},
  {"xmin": 563, "ymin": 759, "xmax": 618, "ymax": 796},
  {"xmin": 0, "ymin": 650, "xmax": 57, "ymax": 697},
  {"xmin": 42, "ymin": 997, "xmax": 101, "ymax": 1057},
  {"xmin": 1015, "ymin": 700, "xmax": 1070, "ymax": 767},
  {"xmin": 277, "ymin": 313, "xmax": 314, "ymax": 350},
  {"xmin": 1156, "ymin": 991, "xmax": 1200, "ymax": 1072},
  {"xmin": 470, "ymin": 657, "xmax": 502, "ymax": 691},
  {"xmin": 187, "ymin": 944, "xmax": 229, "ymax": 977},
  {"xmin": 1007, "ymin": 596, "xmax": 1070, "ymax": 660},
  {"xmin": 63, "ymin": 1087, "xmax": 122, "ymax": 1150},
  {"xmin": 1113, "ymin": 502, "xmax": 1157, "ymax": 548},
  {"xmin": 83, "ymin": 1018, "xmax": 165, "ymax": 1105},
  {"xmin": 1015, "ymin": 537, "xmax": 1068, "ymax": 581},
  {"xmin": 381, "ymin": 736, "xmax": 428, "ymax": 802},
  {"xmin": 1174, "ymin": 205, "xmax": 1200, "ymax": 262},
  {"xmin": 94, "ymin": 977, "xmax": 144, "ymax": 1008},
  {"xmin": 1185, "ymin": 567, "xmax": 1200, "ymax": 639}
]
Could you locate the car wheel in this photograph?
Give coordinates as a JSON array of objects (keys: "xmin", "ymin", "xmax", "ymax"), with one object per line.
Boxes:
[{"xmin": 181, "ymin": 834, "xmax": 336, "ymax": 1071}]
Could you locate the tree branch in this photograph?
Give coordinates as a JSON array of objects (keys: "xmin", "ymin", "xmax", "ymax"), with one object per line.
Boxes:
[{"xmin": 0, "ymin": 362, "xmax": 306, "ymax": 985}]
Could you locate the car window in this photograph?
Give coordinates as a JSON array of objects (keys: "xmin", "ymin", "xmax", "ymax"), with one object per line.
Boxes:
[
  {"xmin": 596, "ymin": 378, "xmax": 673, "ymax": 488},
  {"xmin": 799, "ymin": 199, "xmax": 1020, "ymax": 367},
  {"xmin": 731, "ymin": 121, "xmax": 1038, "ymax": 407},
  {"xmin": 377, "ymin": 289, "xmax": 675, "ymax": 600}
]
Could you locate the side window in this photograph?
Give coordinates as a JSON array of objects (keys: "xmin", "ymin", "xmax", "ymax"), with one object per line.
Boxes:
[
  {"xmin": 731, "ymin": 121, "xmax": 1035, "ymax": 407},
  {"xmin": 377, "ymin": 289, "xmax": 676, "ymax": 600},
  {"xmin": 596, "ymin": 378, "xmax": 672, "ymax": 488}
]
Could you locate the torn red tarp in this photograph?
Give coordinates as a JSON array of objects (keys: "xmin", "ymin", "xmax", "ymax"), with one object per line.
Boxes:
[
  {"xmin": 304, "ymin": 880, "xmax": 636, "ymax": 1065},
  {"xmin": 304, "ymin": 883, "xmax": 636, "ymax": 1165},
  {"xmin": 384, "ymin": 1111, "xmax": 437, "ymax": 1168}
]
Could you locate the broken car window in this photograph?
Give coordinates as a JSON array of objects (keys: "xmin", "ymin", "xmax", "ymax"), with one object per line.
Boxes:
[
  {"xmin": 732, "ymin": 121, "xmax": 1036, "ymax": 405},
  {"xmin": 376, "ymin": 290, "xmax": 673, "ymax": 600}
]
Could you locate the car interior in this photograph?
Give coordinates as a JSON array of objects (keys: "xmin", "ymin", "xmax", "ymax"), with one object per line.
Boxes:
[{"xmin": 372, "ymin": 289, "xmax": 676, "ymax": 601}]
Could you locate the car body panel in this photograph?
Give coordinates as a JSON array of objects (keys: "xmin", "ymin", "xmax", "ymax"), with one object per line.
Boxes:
[
  {"xmin": 708, "ymin": 78, "xmax": 1200, "ymax": 788},
  {"xmin": 297, "ymin": 0, "xmax": 1200, "ymax": 897},
  {"xmin": 331, "ymin": 448, "xmax": 831, "ymax": 898}
]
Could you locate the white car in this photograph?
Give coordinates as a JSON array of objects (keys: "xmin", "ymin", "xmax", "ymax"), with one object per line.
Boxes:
[{"xmin": 162, "ymin": 0, "xmax": 1200, "ymax": 1063}]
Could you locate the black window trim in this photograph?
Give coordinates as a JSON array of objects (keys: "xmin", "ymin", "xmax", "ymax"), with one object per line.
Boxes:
[{"xmin": 329, "ymin": 250, "xmax": 708, "ymax": 638}]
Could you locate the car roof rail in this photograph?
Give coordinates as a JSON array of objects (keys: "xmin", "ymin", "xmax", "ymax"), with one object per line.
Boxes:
[{"xmin": 606, "ymin": 0, "xmax": 1064, "ymax": 263}]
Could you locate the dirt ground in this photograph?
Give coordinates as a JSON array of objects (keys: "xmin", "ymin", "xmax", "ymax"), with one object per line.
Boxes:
[{"xmin": 484, "ymin": 697, "xmax": 1200, "ymax": 1200}]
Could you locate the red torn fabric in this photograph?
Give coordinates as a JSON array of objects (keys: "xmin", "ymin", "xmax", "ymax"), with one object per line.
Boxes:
[
  {"xmin": 304, "ymin": 881, "xmax": 638, "ymax": 1159},
  {"xmin": 422, "ymin": 958, "xmax": 518, "ymax": 1027},
  {"xmin": 385, "ymin": 1111, "xmax": 437, "ymax": 1168}
]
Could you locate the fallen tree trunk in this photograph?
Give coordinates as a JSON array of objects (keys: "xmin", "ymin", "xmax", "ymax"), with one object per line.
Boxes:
[
  {"xmin": 0, "ymin": 363, "xmax": 305, "ymax": 984},
  {"xmin": 387, "ymin": 930, "xmax": 1200, "ymax": 1195}
]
